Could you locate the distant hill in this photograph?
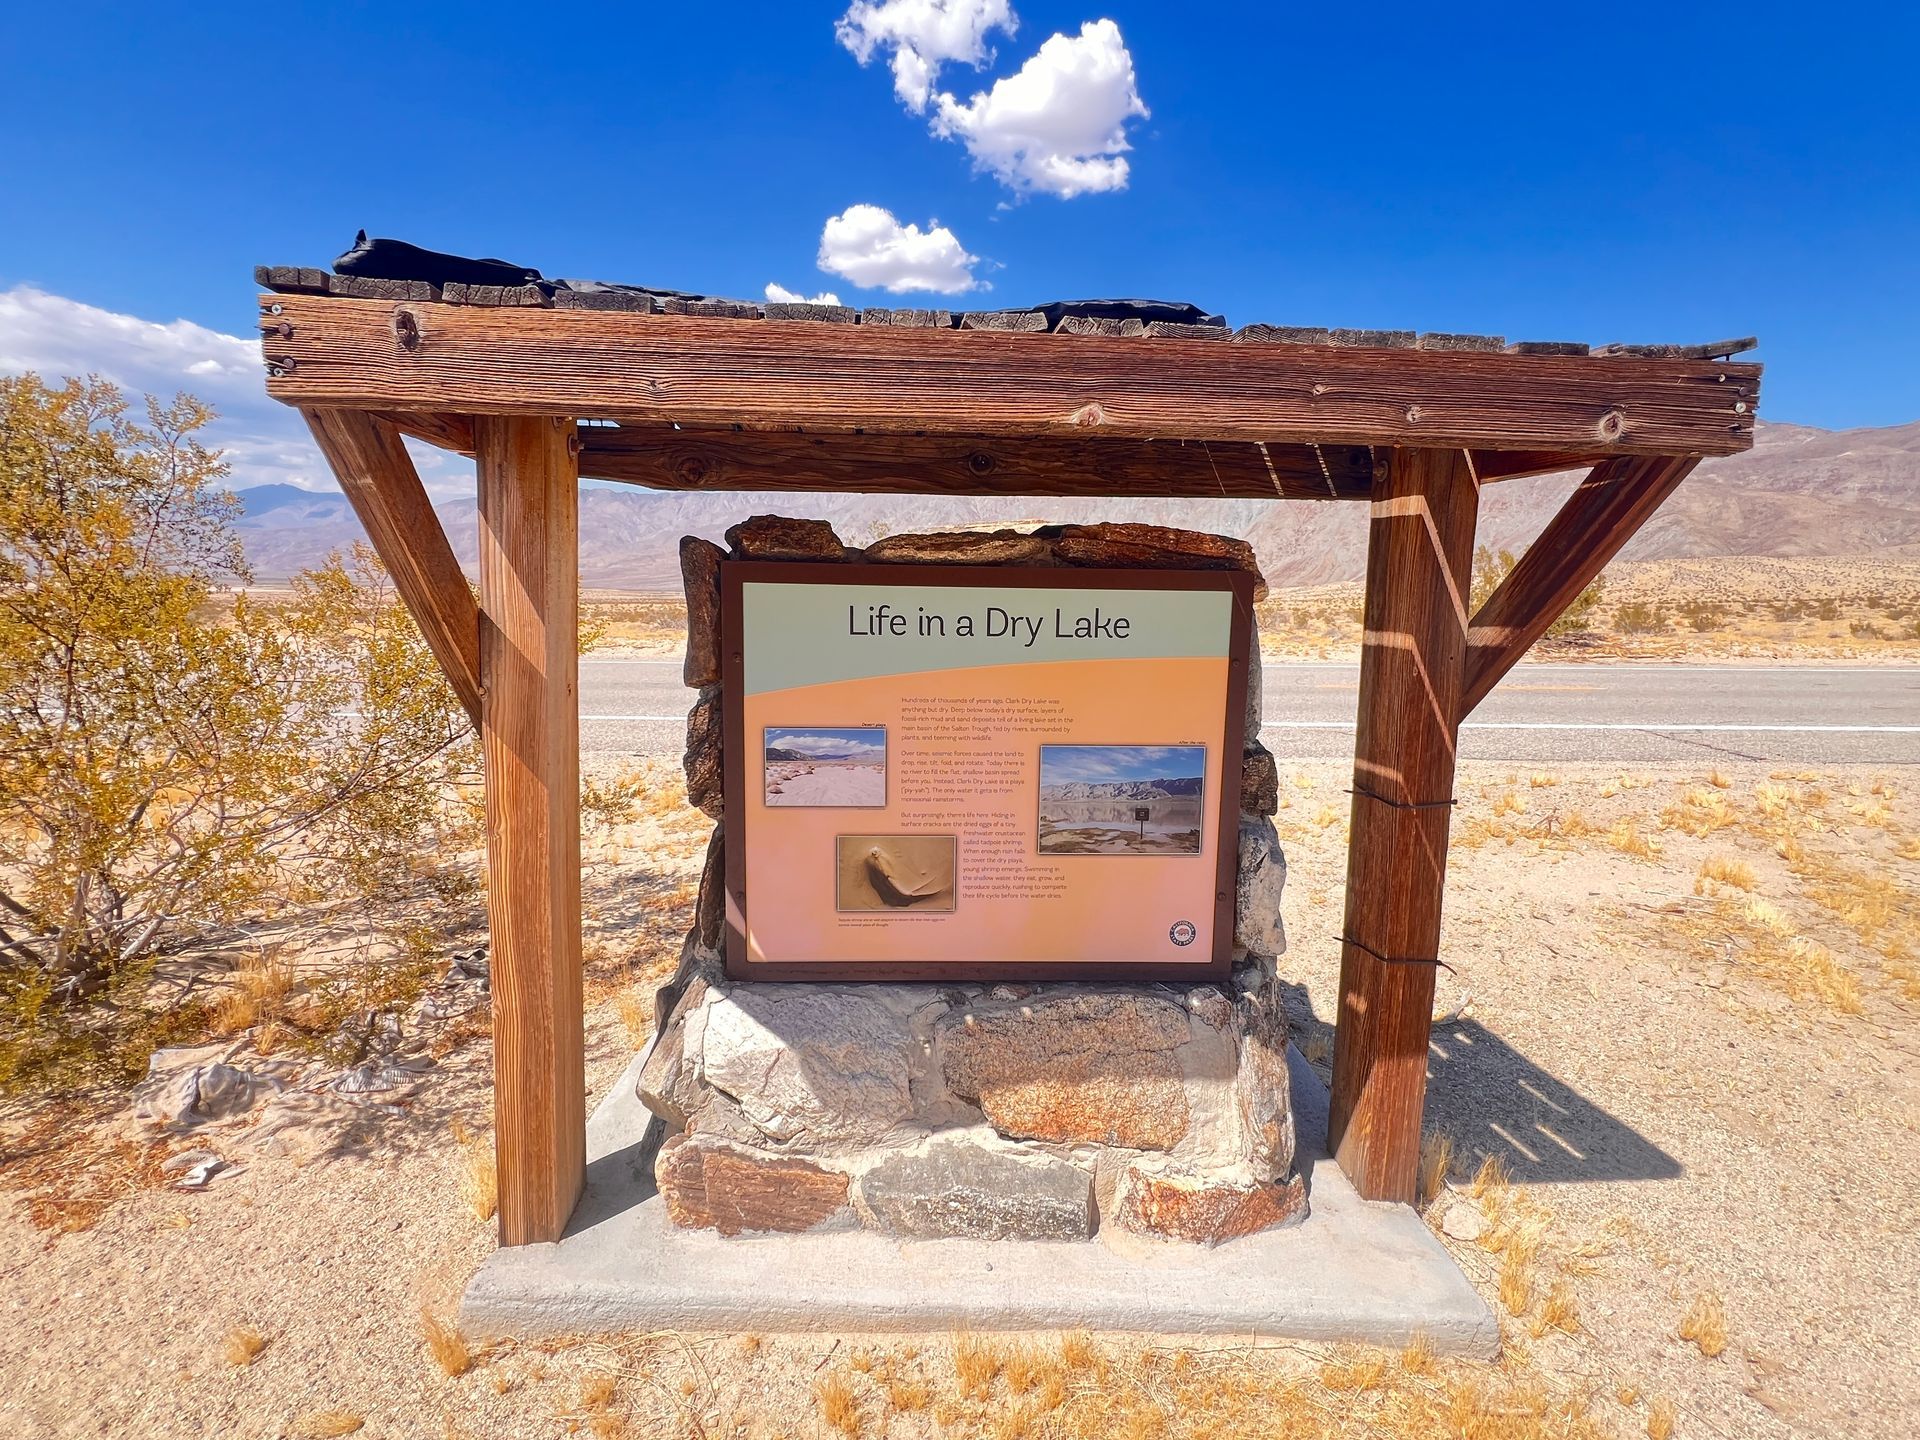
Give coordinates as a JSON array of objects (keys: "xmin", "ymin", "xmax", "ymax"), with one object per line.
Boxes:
[{"xmin": 229, "ymin": 418, "xmax": 1920, "ymax": 592}]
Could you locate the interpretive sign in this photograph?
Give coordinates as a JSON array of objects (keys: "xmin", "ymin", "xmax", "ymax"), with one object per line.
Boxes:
[{"xmin": 721, "ymin": 563, "xmax": 1253, "ymax": 980}]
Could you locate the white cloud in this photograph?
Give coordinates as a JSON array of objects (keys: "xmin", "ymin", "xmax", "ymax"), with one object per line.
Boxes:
[
  {"xmin": 817, "ymin": 204, "xmax": 981, "ymax": 294},
  {"xmin": 0, "ymin": 285, "xmax": 474, "ymax": 499},
  {"xmin": 930, "ymin": 19, "xmax": 1147, "ymax": 198},
  {"xmin": 764, "ymin": 282, "xmax": 845, "ymax": 307},
  {"xmin": 835, "ymin": 0, "xmax": 1016, "ymax": 112}
]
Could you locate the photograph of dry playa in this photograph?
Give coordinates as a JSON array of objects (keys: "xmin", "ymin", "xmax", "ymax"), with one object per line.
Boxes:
[
  {"xmin": 1038, "ymin": 744, "xmax": 1207, "ymax": 855},
  {"xmin": 835, "ymin": 834, "xmax": 957, "ymax": 912},
  {"xmin": 762, "ymin": 725, "xmax": 886, "ymax": 807}
]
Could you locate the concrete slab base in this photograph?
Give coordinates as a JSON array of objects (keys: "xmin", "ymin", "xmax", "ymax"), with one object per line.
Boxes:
[{"xmin": 462, "ymin": 1046, "xmax": 1499, "ymax": 1357}]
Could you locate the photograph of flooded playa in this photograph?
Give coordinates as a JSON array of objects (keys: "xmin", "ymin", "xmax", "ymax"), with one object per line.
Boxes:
[
  {"xmin": 835, "ymin": 835, "xmax": 957, "ymax": 912},
  {"xmin": 763, "ymin": 726, "xmax": 886, "ymax": 807},
  {"xmin": 1037, "ymin": 744, "xmax": 1207, "ymax": 855}
]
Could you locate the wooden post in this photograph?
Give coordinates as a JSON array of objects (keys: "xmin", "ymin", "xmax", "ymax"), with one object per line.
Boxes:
[
  {"xmin": 1328, "ymin": 447, "xmax": 1479, "ymax": 1203},
  {"xmin": 476, "ymin": 414, "xmax": 585, "ymax": 1245}
]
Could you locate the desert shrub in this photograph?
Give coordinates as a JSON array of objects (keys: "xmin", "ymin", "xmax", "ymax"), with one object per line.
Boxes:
[
  {"xmin": 0, "ymin": 375, "xmax": 479, "ymax": 1089},
  {"xmin": 1613, "ymin": 602, "xmax": 1669, "ymax": 635},
  {"xmin": 1815, "ymin": 597, "xmax": 1841, "ymax": 622},
  {"xmin": 1679, "ymin": 601, "xmax": 1726, "ymax": 632},
  {"xmin": 1471, "ymin": 544, "xmax": 1605, "ymax": 636}
]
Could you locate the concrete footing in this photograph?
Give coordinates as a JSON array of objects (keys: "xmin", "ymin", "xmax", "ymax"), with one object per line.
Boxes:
[{"xmin": 461, "ymin": 1046, "xmax": 1498, "ymax": 1357}]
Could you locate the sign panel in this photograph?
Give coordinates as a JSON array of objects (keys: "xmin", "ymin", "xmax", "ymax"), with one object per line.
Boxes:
[{"xmin": 721, "ymin": 563, "xmax": 1253, "ymax": 980}]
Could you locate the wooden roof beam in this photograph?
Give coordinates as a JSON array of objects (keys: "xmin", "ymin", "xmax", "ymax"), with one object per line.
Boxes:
[
  {"xmin": 261, "ymin": 296, "xmax": 1760, "ymax": 458},
  {"xmin": 1461, "ymin": 454, "xmax": 1700, "ymax": 715},
  {"xmin": 301, "ymin": 408, "xmax": 483, "ymax": 724}
]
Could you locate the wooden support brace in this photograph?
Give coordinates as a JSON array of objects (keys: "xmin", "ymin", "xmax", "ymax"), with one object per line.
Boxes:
[
  {"xmin": 1460, "ymin": 454, "xmax": 1699, "ymax": 715},
  {"xmin": 1329, "ymin": 447, "xmax": 1480, "ymax": 1204},
  {"xmin": 477, "ymin": 415, "xmax": 586, "ymax": 1245},
  {"xmin": 300, "ymin": 408, "xmax": 482, "ymax": 725}
]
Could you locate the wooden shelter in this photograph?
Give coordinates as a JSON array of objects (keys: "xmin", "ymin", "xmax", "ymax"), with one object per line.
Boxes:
[{"xmin": 257, "ymin": 267, "xmax": 1760, "ymax": 1244}]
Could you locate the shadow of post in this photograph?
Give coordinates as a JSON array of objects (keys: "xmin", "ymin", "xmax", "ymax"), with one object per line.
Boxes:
[{"xmin": 1281, "ymin": 981, "xmax": 1680, "ymax": 1185}]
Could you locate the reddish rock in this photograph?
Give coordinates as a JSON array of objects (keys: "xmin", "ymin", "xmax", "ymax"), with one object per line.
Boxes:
[
  {"xmin": 679, "ymin": 536, "xmax": 725, "ymax": 688},
  {"xmin": 695, "ymin": 824, "xmax": 726, "ymax": 951},
  {"xmin": 864, "ymin": 529, "xmax": 1052, "ymax": 567},
  {"xmin": 683, "ymin": 686, "xmax": 723, "ymax": 819},
  {"xmin": 1114, "ymin": 1162, "xmax": 1307, "ymax": 1245},
  {"xmin": 1046, "ymin": 523, "xmax": 1268, "ymax": 600},
  {"xmin": 938, "ymin": 993, "xmax": 1193, "ymax": 1151},
  {"xmin": 1241, "ymin": 741, "xmax": 1279, "ymax": 816},
  {"xmin": 724, "ymin": 514, "xmax": 846, "ymax": 561},
  {"xmin": 656, "ymin": 1134, "xmax": 850, "ymax": 1236}
]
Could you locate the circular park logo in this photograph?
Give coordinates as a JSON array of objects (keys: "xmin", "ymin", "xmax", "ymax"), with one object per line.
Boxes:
[{"xmin": 1168, "ymin": 920, "xmax": 1198, "ymax": 948}]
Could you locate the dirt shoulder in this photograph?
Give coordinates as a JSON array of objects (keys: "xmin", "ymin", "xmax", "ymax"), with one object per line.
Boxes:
[{"xmin": 2, "ymin": 758, "xmax": 1914, "ymax": 1438}]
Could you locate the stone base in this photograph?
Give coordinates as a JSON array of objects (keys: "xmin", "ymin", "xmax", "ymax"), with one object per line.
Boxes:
[
  {"xmin": 639, "ymin": 945, "xmax": 1304, "ymax": 1246},
  {"xmin": 460, "ymin": 1047, "xmax": 1500, "ymax": 1357}
]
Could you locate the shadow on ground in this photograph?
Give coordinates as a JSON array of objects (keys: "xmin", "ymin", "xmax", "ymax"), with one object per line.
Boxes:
[{"xmin": 1281, "ymin": 981, "xmax": 1680, "ymax": 1185}]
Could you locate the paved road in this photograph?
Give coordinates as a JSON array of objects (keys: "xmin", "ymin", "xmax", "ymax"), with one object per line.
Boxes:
[{"xmin": 578, "ymin": 659, "xmax": 1920, "ymax": 766}]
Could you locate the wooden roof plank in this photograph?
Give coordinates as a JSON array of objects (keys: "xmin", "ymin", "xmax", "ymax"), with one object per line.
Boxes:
[
  {"xmin": 258, "ymin": 295, "xmax": 1760, "ymax": 456},
  {"xmin": 574, "ymin": 426, "xmax": 1375, "ymax": 499}
]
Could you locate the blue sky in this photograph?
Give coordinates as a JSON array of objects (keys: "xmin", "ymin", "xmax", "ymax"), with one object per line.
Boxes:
[
  {"xmin": 766, "ymin": 727, "xmax": 886, "ymax": 761},
  {"xmin": 2, "ymin": 1, "xmax": 1915, "ymax": 494},
  {"xmin": 1041, "ymin": 745, "xmax": 1204, "ymax": 785}
]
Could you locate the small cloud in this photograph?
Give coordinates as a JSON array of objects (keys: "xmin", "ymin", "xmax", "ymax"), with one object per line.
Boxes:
[
  {"xmin": 817, "ymin": 204, "xmax": 981, "ymax": 294},
  {"xmin": 835, "ymin": 0, "xmax": 1016, "ymax": 113},
  {"xmin": 931, "ymin": 19, "xmax": 1148, "ymax": 199},
  {"xmin": 764, "ymin": 282, "xmax": 845, "ymax": 307}
]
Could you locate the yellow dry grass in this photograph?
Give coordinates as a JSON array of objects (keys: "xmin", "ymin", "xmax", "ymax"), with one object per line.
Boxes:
[
  {"xmin": 1679, "ymin": 1292, "xmax": 1728, "ymax": 1358},
  {"xmin": 1607, "ymin": 821, "xmax": 1661, "ymax": 860},
  {"xmin": 1646, "ymin": 1395, "xmax": 1676, "ymax": 1440},
  {"xmin": 421, "ymin": 1306, "xmax": 470, "ymax": 1378},
  {"xmin": 213, "ymin": 951, "xmax": 297, "ymax": 1035},
  {"xmin": 1531, "ymin": 1282, "xmax": 1581, "ymax": 1337},
  {"xmin": 223, "ymin": 1325, "xmax": 267, "ymax": 1367},
  {"xmin": 615, "ymin": 991, "xmax": 651, "ymax": 1050},
  {"xmin": 290, "ymin": 1411, "xmax": 364, "ymax": 1439},
  {"xmin": 816, "ymin": 1370, "xmax": 863, "ymax": 1436},
  {"xmin": 450, "ymin": 1123, "xmax": 497, "ymax": 1222},
  {"xmin": 1695, "ymin": 854, "xmax": 1756, "ymax": 893},
  {"xmin": 1417, "ymin": 1131, "xmax": 1455, "ymax": 1209}
]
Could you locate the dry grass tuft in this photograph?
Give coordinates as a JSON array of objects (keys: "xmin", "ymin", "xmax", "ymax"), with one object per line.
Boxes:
[
  {"xmin": 1647, "ymin": 1395, "xmax": 1677, "ymax": 1439},
  {"xmin": 452, "ymin": 1126, "xmax": 497, "ymax": 1222},
  {"xmin": 1498, "ymin": 1252, "xmax": 1536, "ymax": 1317},
  {"xmin": 579, "ymin": 1372, "xmax": 618, "ymax": 1410},
  {"xmin": 1741, "ymin": 897, "xmax": 1794, "ymax": 937},
  {"xmin": 291, "ymin": 1411, "xmax": 364, "ymax": 1439},
  {"xmin": 886, "ymin": 1376, "xmax": 931, "ymax": 1412},
  {"xmin": 1493, "ymin": 790, "xmax": 1529, "ymax": 817},
  {"xmin": 1528, "ymin": 772, "xmax": 1561, "ymax": 788},
  {"xmin": 1695, "ymin": 854, "xmax": 1756, "ymax": 892},
  {"xmin": 1399, "ymin": 1332, "xmax": 1438, "ymax": 1378},
  {"xmin": 1320, "ymin": 1345, "xmax": 1389, "ymax": 1392},
  {"xmin": 1679, "ymin": 1291, "xmax": 1728, "ymax": 1357},
  {"xmin": 1608, "ymin": 821, "xmax": 1661, "ymax": 859},
  {"xmin": 1417, "ymin": 1130, "xmax": 1455, "ymax": 1209},
  {"xmin": 1468, "ymin": 1153, "xmax": 1510, "ymax": 1200},
  {"xmin": 214, "ymin": 951, "xmax": 298, "ymax": 1035},
  {"xmin": 953, "ymin": 1332, "xmax": 1004, "ymax": 1399},
  {"xmin": 1532, "ymin": 1281, "xmax": 1582, "ymax": 1336},
  {"xmin": 815, "ymin": 1370, "xmax": 862, "ymax": 1436},
  {"xmin": 614, "ymin": 991, "xmax": 652, "ymax": 1050},
  {"xmin": 420, "ymin": 1306, "xmax": 470, "ymax": 1377},
  {"xmin": 223, "ymin": 1325, "xmax": 267, "ymax": 1367}
]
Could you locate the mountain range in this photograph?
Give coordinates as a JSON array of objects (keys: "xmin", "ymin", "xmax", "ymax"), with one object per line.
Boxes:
[
  {"xmin": 230, "ymin": 418, "xmax": 1920, "ymax": 592},
  {"xmin": 1039, "ymin": 778, "xmax": 1208, "ymax": 800}
]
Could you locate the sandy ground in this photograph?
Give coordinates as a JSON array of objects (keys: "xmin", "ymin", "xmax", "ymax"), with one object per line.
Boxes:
[
  {"xmin": 2, "ymin": 756, "xmax": 1916, "ymax": 1438},
  {"xmin": 1037, "ymin": 821, "xmax": 1204, "ymax": 855},
  {"xmin": 765, "ymin": 761, "xmax": 886, "ymax": 808}
]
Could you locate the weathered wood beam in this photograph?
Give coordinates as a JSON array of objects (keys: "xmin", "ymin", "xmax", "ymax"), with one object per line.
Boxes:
[
  {"xmin": 368, "ymin": 413, "xmax": 1590, "ymax": 498},
  {"xmin": 372, "ymin": 409, "xmax": 475, "ymax": 455},
  {"xmin": 1460, "ymin": 454, "xmax": 1699, "ymax": 715},
  {"xmin": 477, "ymin": 415, "xmax": 585, "ymax": 1246},
  {"xmin": 1329, "ymin": 446, "xmax": 1479, "ymax": 1205},
  {"xmin": 1469, "ymin": 449, "xmax": 1602, "ymax": 483},
  {"xmin": 261, "ymin": 295, "xmax": 1760, "ymax": 457},
  {"xmin": 300, "ymin": 408, "xmax": 481, "ymax": 724},
  {"xmin": 575, "ymin": 426, "xmax": 1373, "ymax": 499}
]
